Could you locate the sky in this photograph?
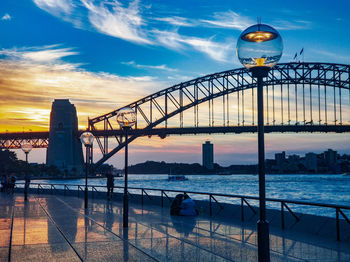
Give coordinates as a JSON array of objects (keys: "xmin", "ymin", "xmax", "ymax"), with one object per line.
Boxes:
[{"xmin": 1, "ymin": 0, "xmax": 350, "ymax": 167}]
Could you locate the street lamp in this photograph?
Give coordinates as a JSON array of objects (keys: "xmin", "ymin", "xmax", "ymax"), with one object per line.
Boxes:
[
  {"xmin": 116, "ymin": 107, "xmax": 137, "ymax": 228},
  {"xmin": 80, "ymin": 131, "xmax": 95, "ymax": 209},
  {"xmin": 21, "ymin": 142, "xmax": 32, "ymax": 201},
  {"xmin": 237, "ymin": 23, "xmax": 283, "ymax": 262}
]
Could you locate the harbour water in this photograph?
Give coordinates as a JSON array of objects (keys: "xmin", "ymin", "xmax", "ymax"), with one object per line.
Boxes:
[{"xmin": 33, "ymin": 174, "xmax": 350, "ymax": 218}]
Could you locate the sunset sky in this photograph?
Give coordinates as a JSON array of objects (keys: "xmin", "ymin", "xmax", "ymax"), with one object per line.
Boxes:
[{"xmin": 1, "ymin": 0, "xmax": 350, "ymax": 167}]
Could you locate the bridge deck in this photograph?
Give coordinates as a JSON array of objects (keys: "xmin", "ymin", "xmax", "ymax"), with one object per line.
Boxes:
[{"xmin": 1, "ymin": 193, "xmax": 349, "ymax": 262}]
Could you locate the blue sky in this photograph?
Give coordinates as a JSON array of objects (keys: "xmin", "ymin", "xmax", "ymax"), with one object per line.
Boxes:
[{"xmin": 1, "ymin": 0, "xmax": 350, "ymax": 166}]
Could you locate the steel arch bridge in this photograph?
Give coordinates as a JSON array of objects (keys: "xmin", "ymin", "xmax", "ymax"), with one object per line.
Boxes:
[{"xmin": 89, "ymin": 62, "xmax": 350, "ymax": 167}]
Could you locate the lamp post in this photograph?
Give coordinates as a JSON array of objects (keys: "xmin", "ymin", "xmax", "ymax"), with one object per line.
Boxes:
[
  {"xmin": 116, "ymin": 107, "xmax": 137, "ymax": 228},
  {"xmin": 21, "ymin": 142, "xmax": 32, "ymax": 201},
  {"xmin": 237, "ymin": 23, "xmax": 283, "ymax": 262},
  {"xmin": 80, "ymin": 132, "xmax": 95, "ymax": 209}
]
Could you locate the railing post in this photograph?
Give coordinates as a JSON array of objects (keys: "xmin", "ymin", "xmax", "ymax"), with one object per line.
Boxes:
[
  {"xmin": 241, "ymin": 198, "xmax": 244, "ymax": 222},
  {"xmin": 281, "ymin": 202, "xmax": 285, "ymax": 229},
  {"xmin": 141, "ymin": 189, "xmax": 144, "ymax": 206},
  {"xmin": 336, "ymin": 208, "xmax": 340, "ymax": 241},
  {"xmin": 64, "ymin": 185, "xmax": 66, "ymax": 196},
  {"xmin": 50, "ymin": 185, "xmax": 53, "ymax": 195},
  {"xmin": 209, "ymin": 194, "xmax": 212, "ymax": 216},
  {"xmin": 37, "ymin": 184, "xmax": 39, "ymax": 194},
  {"xmin": 161, "ymin": 190, "xmax": 164, "ymax": 208}
]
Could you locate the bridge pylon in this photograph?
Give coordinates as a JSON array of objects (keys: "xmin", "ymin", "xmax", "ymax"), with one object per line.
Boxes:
[{"xmin": 46, "ymin": 99, "xmax": 83, "ymax": 176}]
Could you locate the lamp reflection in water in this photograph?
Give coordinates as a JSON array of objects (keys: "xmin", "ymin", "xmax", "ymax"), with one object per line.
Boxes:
[
  {"xmin": 116, "ymin": 107, "xmax": 137, "ymax": 228},
  {"xmin": 21, "ymin": 142, "xmax": 32, "ymax": 201},
  {"xmin": 80, "ymin": 132, "xmax": 95, "ymax": 209},
  {"xmin": 237, "ymin": 22, "xmax": 283, "ymax": 262}
]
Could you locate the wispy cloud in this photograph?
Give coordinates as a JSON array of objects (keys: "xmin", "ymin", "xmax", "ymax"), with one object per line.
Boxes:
[
  {"xmin": 0, "ymin": 44, "xmax": 78, "ymax": 62},
  {"xmin": 1, "ymin": 13, "xmax": 11, "ymax": 20},
  {"xmin": 200, "ymin": 10, "xmax": 253, "ymax": 30},
  {"xmin": 273, "ymin": 20, "xmax": 312, "ymax": 30},
  {"xmin": 153, "ymin": 16, "xmax": 195, "ymax": 27},
  {"xmin": 33, "ymin": 0, "xmax": 74, "ymax": 16},
  {"xmin": 0, "ymin": 45, "xmax": 81, "ymax": 71},
  {"xmin": 122, "ymin": 61, "xmax": 178, "ymax": 72},
  {"xmin": 32, "ymin": 0, "xmax": 237, "ymax": 62},
  {"xmin": 153, "ymin": 29, "xmax": 234, "ymax": 62},
  {"xmin": 81, "ymin": 0, "xmax": 151, "ymax": 44}
]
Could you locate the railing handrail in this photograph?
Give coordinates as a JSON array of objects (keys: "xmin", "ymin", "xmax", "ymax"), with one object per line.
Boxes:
[{"xmin": 19, "ymin": 182, "xmax": 350, "ymax": 211}]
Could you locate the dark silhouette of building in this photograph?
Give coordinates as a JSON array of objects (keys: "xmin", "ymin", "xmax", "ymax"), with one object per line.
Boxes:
[
  {"xmin": 46, "ymin": 99, "xmax": 83, "ymax": 175},
  {"xmin": 324, "ymin": 149, "xmax": 337, "ymax": 166},
  {"xmin": 274, "ymin": 151, "xmax": 286, "ymax": 173},
  {"xmin": 202, "ymin": 141, "xmax": 214, "ymax": 169}
]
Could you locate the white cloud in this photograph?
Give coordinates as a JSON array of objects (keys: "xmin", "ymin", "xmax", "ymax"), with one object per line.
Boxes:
[
  {"xmin": 31, "ymin": 1, "xmax": 242, "ymax": 63},
  {"xmin": 122, "ymin": 61, "xmax": 178, "ymax": 72},
  {"xmin": 1, "ymin": 13, "xmax": 11, "ymax": 20},
  {"xmin": 0, "ymin": 45, "xmax": 78, "ymax": 65},
  {"xmin": 153, "ymin": 16, "xmax": 195, "ymax": 27},
  {"xmin": 33, "ymin": 0, "xmax": 74, "ymax": 15},
  {"xmin": 181, "ymin": 36, "xmax": 234, "ymax": 62},
  {"xmin": 81, "ymin": 0, "xmax": 151, "ymax": 44},
  {"xmin": 200, "ymin": 10, "xmax": 253, "ymax": 30},
  {"xmin": 273, "ymin": 20, "xmax": 311, "ymax": 30},
  {"xmin": 152, "ymin": 29, "xmax": 234, "ymax": 62}
]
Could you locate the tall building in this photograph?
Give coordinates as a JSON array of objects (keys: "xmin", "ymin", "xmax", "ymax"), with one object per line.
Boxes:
[
  {"xmin": 324, "ymin": 149, "xmax": 337, "ymax": 166},
  {"xmin": 305, "ymin": 153, "xmax": 317, "ymax": 172},
  {"xmin": 274, "ymin": 151, "xmax": 286, "ymax": 173},
  {"xmin": 202, "ymin": 141, "xmax": 214, "ymax": 169},
  {"xmin": 46, "ymin": 99, "xmax": 83, "ymax": 175}
]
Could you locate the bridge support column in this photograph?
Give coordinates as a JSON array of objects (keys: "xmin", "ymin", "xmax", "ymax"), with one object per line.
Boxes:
[
  {"xmin": 46, "ymin": 99, "xmax": 84, "ymax": 177},
  {"xmin": 251, "ymin": 67, "xmax": 271, "ymax": 262}
]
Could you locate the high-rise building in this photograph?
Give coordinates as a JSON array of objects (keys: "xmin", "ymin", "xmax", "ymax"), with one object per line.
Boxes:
[
  {"xmin": 324, "ymin": 149, "xmax": 337, "ymax": 166},
  {"xmin": 275, "ymin": 151, "xmax": 286, "ymax": 165},
  {"xmin": 202, "ymin": 141, "xmax": 214, "ymax": 169},
  {"xmin": 274, "ymin": 151, "xmax": 286, "ymax": 173},
  {"xmin": 305, "ymin": 152, "xmax": 317, "ymax": 172},
  {"xmin": 46, "ymin": 99, "xmax": 83, "ymax": 175}
]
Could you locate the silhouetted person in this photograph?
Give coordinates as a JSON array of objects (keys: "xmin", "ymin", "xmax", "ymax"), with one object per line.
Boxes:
[
  {"xmin": 170, "ymin": 194, "xmax": 184, "ymax": 216},
  {"xmin": 179, "ymin": 195, "xmax": 198, "ymax": 216},
  {"xmin": 1, "ymin": 175, "xmax": 7, "ymax": 192},
  {"xmin": 106, "ymin": 171, "xmax": 114, "ymax": 200},
  {"xmin": 9, "ymin": 174, "xmax": 16, "ymax": 194}
]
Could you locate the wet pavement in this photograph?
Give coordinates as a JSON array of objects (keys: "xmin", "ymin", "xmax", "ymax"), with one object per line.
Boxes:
[{"xmin": 0, "ymin": 193, "xmax": 349, "ymax": 261}]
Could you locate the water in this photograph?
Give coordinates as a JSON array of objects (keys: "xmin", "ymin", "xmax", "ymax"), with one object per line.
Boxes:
[{"xmin": 33, "ymin": 174, "xmax": 350, "ymax": 218}]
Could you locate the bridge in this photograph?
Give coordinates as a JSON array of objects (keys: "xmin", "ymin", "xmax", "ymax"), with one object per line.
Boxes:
[{"xmin": 1, "ymin": 62, "xmax": 349, "ymax": 168}]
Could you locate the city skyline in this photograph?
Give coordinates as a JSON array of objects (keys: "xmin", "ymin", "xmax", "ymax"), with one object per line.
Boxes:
[{"xmin": 1, "ymin": 0, "xmax": 350, "ymax": 167}]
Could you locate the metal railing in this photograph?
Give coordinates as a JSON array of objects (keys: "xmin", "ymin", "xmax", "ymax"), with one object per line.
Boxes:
[{"xmin": 16, "ymin": 182, "xmax": 350, "ymax": 241}]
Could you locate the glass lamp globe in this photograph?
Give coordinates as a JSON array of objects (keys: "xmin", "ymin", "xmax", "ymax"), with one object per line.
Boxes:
[
  {"xmin": 21, "ymin": 142, "xmax": 32, "ymax": 153},
  {"xmin": 116, "ymin": 107, "xmax": 137, "ymax": 128},
  {"xmin": 237, "ymin": 24, "xmax": 283, "ymax": 69},
  {"xmin": 80, "ymin": 132, "xmax": 95, "ymax": 146}
]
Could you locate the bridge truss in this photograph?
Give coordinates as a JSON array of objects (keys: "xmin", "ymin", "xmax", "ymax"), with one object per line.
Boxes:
[
  {"xmin": 88, "ymin": 62, "xmax": 350, "ymax": 167},
  {"xmin": 0, "ymin": 132, "xmax": 49, "ymax": 149}
]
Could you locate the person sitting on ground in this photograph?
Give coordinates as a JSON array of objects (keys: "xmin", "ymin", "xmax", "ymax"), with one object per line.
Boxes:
[
  {"xmin": 179, "ymin": 195, "xmax": 198, "ymax": 216},
  {"xmin": 1, "ymin": 175, "xmax": 6, "ymax": 192},
  {"xmin": 170, "ymin": 194, "xmax": 184, "ymax": 216},
  {"xmin": 106, "ymin": 170, "xmax": 114, "ymax": 200}
]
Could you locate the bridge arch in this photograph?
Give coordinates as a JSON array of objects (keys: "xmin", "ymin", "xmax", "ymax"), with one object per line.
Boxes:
[{"xmin": 89, "ymin": 62, "xmax": 350, "ymax": 167}]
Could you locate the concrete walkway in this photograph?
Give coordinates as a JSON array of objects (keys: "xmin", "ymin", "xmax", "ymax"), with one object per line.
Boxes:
[{"xmin": 0, "ymin": 193, "xmax": 349, "ymax": 261}]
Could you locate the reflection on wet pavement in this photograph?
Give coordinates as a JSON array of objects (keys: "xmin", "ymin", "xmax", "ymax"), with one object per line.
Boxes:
[{"xmin": 1, "ymin": 193, "xmax": 349, "ymax": 261}]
